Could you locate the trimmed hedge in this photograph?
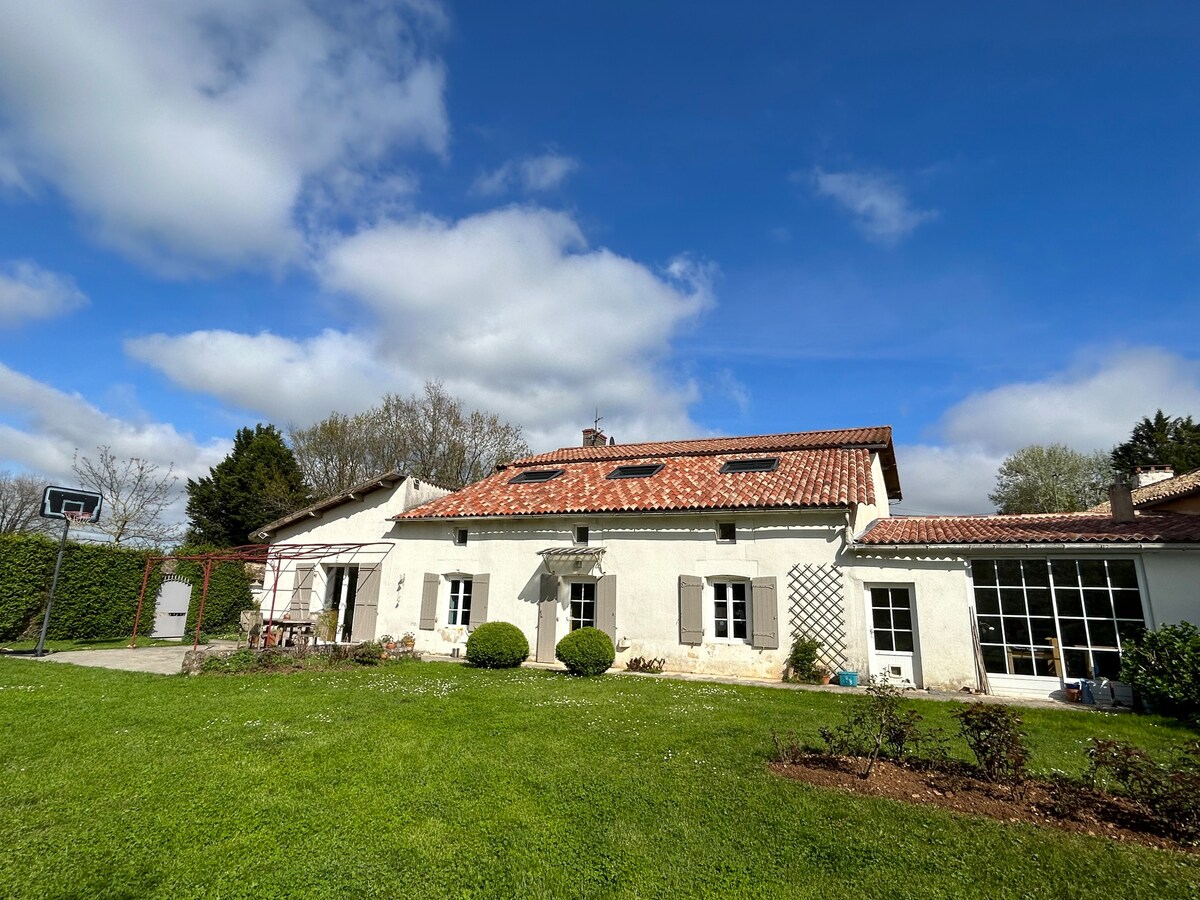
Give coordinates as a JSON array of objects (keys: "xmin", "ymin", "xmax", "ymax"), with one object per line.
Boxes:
[
  {"xmin": 1121, "ymin": 621, "xmax": 1200, "ymax": 720},
  {"xmin": 465, "ymin": 621, "xmax": 529, "ymax": 669},
  {"xmin": 174, "ymin": 545, "xmax": 256, "ymax": 637},
  {"xmin": 555, "ymin": 627, "xmax": 615, "ymax": 676},
  {"xmin": 0, "ymin": 533, "xmax": 162, "ymax": 640}
]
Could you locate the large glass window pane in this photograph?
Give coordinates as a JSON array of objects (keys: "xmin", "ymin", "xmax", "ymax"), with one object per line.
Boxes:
[
  {"xmin": 1055, "ymin": 589, "xmax": 1084, "ymax": 617},
  {"xmin": 1059, "ymin": 619, "xmax": 1089, "ymax": 647},
  {"xmin": 1063, "ymin": 648, "xmax": 1089, "ymax": 678},
  {"xmin": 892, "ymin": 608, "xmax": 912, "ymax": 631},
  {"xmin": 1010, "ymin": 652, "xmax": 1035, "ymax": 676},
  {"xmin": 1083, "ymin": 590, "xmax": 1114, "ymax": 618},
  {"xmin": 996, "ymin": 560, "xmax": 1022, "ymax": 585},
  {"xmin": 974, "ymin": 588, "xmax": 1000, "ymax": 614},
  {"xmin": 1029, "ymin": 617, "xmax": 1057, "ymax": 644},
  {"xmin": 1004, "ymin": 617, "xmax": 1031, "ymax": 645},
  {"xmin": 1021, "ymin": 560, "xmax": 1050, "ymax": 587},
  {"xmin": 1033, "ymin": 650, "xmax": 1058, "ymax": 677},
  {"xmin": 732, "ymin": 601, "xmax": 747, "ymax": 622},
  {"xmin": 1001, "ymin": 588, "xmax": 1027, "ymax": 616},
  {"xmin": 874, "ymin": 631, "xmax": 894, "ymax": 651},
  {"xmin": 972, "ymin": 559, "xmax": 996, "ymax": 585},
  {"xmin": 1051, "ymin": 560, "xmax": 1079, "ymax": 586},
  {"xmin": 1112, "ymin": 590, "xmax": 1143, "ymax": 620},
  {"xmin": 1093, "ymin": 650, "xmax": 1121, "ymax": 680},
  {"xmin": 872, "ymin": 608, "xmax": 892, "ymax": 630},
  {"xmin": 977, "ymin": 615, "xmax": 1002, "ymax": 642},
  {"xmin": 1107, "ymin": 560, "xmax": 1138, "ymax": 590},
  {"xmin": 981, "ymin": 644, "xmax": 1007, "ymax": 674},
  {"xmin": 1026, "ymin": 588, "xmax": 1052, "ymax": 617},
  {"xmin": 1079, "ymin": 560, "xmax": 1107, "ymax": 588},
  {"xmin": 894, "ymin": 631, "xmax": 914, "ymax": 652},
  {"xmin": 1117, "ymin": 620, "xmax": 1146, "ymax": 646},
  {"xmin": 1088, "ymin": 619, "xmax": 1118, "ymax": 649}
]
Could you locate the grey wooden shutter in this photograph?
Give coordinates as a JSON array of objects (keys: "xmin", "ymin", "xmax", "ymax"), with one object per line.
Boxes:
[
  {"xmin": 751, "ymin": 576, "xmax": 779, "ymax": 649},
  {"xmin": 536, "ymin": 573, "xmax": 559, "ymax": 662},
  {"xmin": 292, "ymin": 565, "xmax": 315, "ymax": 620},
  {"xmin": 679, "ymin": 575, "xmax": 703, "ymax": 645},
  {"xmin": 352, "ymin": 566, "xmax": 381, "ymax": 642},
  {"xmin": 419, "ymin": 573, "xmax": 439, "ymax": 630},
  {"xmin": 595, "ymin": 574, "xmax": 617, "ymax": 641},
  {"xmin": 468, "ymin": 574, "xmax": 490, "ymax": 631}
]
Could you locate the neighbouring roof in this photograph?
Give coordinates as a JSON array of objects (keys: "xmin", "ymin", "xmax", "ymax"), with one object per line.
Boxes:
[
  {"xmin": 396, "ymin": 428, "xmax": 899, "ymax": 520},
  {"xmin": 1090, "ymin": 467, "xmax": 1200, "ymax": 514},
  {"xmin": 856, "ymin": 512, "xmax": 1200, "ymax": 547},
  {"xmin": 251, "ymin": 470, "xmax": 419, "ymax": 540}
]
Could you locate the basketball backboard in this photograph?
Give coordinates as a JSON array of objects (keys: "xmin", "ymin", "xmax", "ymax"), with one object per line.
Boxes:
[{"xmin": 41, "ymin": 486, "xmax": 103, "ymax": 523}]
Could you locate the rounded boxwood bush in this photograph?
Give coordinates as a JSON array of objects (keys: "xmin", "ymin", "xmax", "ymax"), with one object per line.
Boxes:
[
  {"xmin": 465, "ymin": 621, "xmax": 529, "ymax": 669},
  {"xmin": 555, "ymin": 627, "xmax": 615, "ymax": 676}
]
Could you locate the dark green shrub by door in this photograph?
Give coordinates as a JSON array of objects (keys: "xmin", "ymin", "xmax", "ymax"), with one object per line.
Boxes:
[
  {"xmin": 555, "ymin": 627, "xmax": 615, "ymax": 676},
  {"xmin": 465, "ymin": 621, "xmax": 529, "ymax": 669}
]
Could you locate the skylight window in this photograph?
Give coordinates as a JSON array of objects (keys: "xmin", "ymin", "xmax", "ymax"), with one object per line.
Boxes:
[
  {"xmin": 509, "ymin": 469, "xmax": 564, "ymax": 484},
  {"xmin": 720, "ymin": 458, "xmax": 779, "ymax": 474},
  {"xmin": 606, "ymin": 463, "xmax": 665, "ymax": 480}
]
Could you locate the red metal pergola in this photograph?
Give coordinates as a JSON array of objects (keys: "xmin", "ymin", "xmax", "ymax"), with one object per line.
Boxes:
[{"xmin": 130, "ymin": 542, "xmax": 394, "ymax": 650}]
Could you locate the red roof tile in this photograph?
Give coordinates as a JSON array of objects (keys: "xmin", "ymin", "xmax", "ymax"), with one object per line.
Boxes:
[
  {"xmin": 857, "ymin": 512, "xmax": 1200, "ymax": 546},
  {"xmin": 1090, "ymin": 467, "xmax": 1200, "ymax": 514},
  {"xmin": 397, "ymin": 445, "xmax": 879, "ymax": 520}
]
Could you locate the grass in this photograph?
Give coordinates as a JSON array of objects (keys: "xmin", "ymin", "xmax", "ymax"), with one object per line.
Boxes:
[
  {"xmin": 0, "ymin": 659, "xmax": 1196, "ymax": 900},
  {"xmin": 0, "ymin": 636, "xmax": 181, "ymax": 653}
]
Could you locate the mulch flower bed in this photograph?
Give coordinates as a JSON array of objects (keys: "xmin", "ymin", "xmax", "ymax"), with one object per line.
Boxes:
[{"xmin": 770, "ymin": 753, "xmax": 1192, "ymax": 853}]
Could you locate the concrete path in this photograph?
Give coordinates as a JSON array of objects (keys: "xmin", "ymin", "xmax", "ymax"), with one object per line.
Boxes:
[{"xmin": 33, "ymin": 641, "xmax": 238, "ymax": 676}]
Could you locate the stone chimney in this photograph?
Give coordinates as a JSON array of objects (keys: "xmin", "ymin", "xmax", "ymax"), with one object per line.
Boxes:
[
  {"xmin": 1108, "ymin": 483, "xmax": 1136, "ymax": 523},
  {"xmin": 1135, "ymin": 465, "xmax": 1174, "ymax": 488},
  {"xmin": 582, "ymin": 428, "xmax": 608, "ymax": 448}
]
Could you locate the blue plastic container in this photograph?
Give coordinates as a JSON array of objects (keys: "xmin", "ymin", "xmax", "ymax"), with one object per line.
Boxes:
[{"xmin": 836, "ymin": 671, "xmax": 859, "ymax": 688}]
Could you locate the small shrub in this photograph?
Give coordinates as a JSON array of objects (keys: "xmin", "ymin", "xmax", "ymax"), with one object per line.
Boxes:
[
  {"xmin": 819, "ymin": 677, "xmax": 935, "ymax": 778},
  {"xmin": 625, "ymin": 656, "xmax": 666, "ymax": 674},
  {"xmin": 352, "ymin": 641, "xmax": 384, "ymax": 665},
  {"xmin": 1044, "ymin": 772, "xmax": 1090, "ymax": 820},
  {"xmin": 1088, "ymin": 738, "xmax": 1200, "ymax": 843},
  {"xmin": 465, "ymin": 621, "xmax": 529, "ymax": 669},
  {"xmin": 771, "ymin": 729, "xmax": 807, "ymax": 764},
  {"xmin": 556, "ymin": 627, "xmax": 615, "ymax": 676},
  {"xmin": 1120, "ymin": 621, "xmax": 1200, "ymax": 720},
  {"xmin": 954, "ymin": 703, "xmax": 1028, "ymax": 797},
  {"xmin": 783, "ymin": 633, "xmax": 824, "ymax": 683}
]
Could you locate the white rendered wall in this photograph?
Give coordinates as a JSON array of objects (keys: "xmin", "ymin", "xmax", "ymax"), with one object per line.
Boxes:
[
  {"xmin": 382, "ymin": 510, "xmax": 852, "ymax": 679},
  {"xmin": 1139, "ymin": 550, "xmax": 1200, "ymax": 628}
]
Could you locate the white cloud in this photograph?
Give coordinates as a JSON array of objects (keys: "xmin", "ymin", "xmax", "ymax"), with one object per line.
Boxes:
[
  {"xmin": 809, "ymin": 167, "xmax": 937, "ymax": 245},
  {"xmin": 897, "ymin": 347, "xmax": 1200, "ymax": 514},
  {"xmin": 472, "ymin": 153, "xmax": 579, "ymax": 197},
  {"xmin": 0, "ymin": 363, "xmax": 227, "ymax": 523},
  {"xmin": 0, "ymin": 0, "xmax": 449, "ymax": 273},
  {"xmin": 0, "ymin": 261, "xmax": 87, "ymax": 327},
  {"xmin": 129, "ymin": 206, "xmax": 713, "ymax": 449}
]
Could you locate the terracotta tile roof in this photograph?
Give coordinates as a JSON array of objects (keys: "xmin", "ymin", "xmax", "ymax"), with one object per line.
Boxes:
[
  {"xmin": 857, "ymin": 512, "xmax": 1200, "ymax": 546},
  {"xmin": 397, "ymin": 429, "xmax": 890, "ymax": 520},
  {"xmin": 1090, "ymin": 467, "xmax": 1200, "ymax": 514}
]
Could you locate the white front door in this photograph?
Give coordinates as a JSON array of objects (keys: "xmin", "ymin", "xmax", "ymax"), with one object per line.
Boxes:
[{"xmin": 867, "ymin": 586, "xmax": 921, "ymax": 687}]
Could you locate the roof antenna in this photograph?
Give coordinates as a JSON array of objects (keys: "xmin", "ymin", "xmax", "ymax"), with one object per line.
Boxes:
[{"xmin": 593, "ymin": 408, "xmax": 603, "ymax": 433}]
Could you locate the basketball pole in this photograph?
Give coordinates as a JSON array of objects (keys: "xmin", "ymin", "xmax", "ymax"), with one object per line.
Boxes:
[{"xmin": 35, "ymin": 516, "xmax": 73, "ymax": 658}]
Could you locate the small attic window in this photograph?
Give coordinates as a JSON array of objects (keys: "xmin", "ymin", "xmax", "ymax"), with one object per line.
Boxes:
[
  {"xmin": 509, "ymin": 469, "xmax": 564, "ymax": 484},
  {"xmin": 720, "ymin": 457, "xmax": 779, "ymax": 474},
  {"xmin": 606, "ymin": 463, "xmax": 664, "ymax": 480}
]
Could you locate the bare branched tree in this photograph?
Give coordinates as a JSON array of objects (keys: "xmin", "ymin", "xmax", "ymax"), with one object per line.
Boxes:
[
  {"xmin": 290, "ymin": 381, "xmax": 531, "ymax": 495},
  {"xmin": 0, "ymin": 470, "xmax": 52, "ymax": 535},
  {"xmin": 72, "ymin": 446, "xmax": 182, "ymax": 546}
]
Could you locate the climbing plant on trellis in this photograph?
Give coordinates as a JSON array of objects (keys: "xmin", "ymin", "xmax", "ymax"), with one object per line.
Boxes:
[{"xmin": 788, "ymin": 563, "xmax": 847, "ymax": 672}]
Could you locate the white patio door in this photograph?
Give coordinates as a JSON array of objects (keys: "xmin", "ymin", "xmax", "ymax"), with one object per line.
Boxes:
[{"xmin": 867, "ymin": 586, "xmax": 921, "ymax": 687}]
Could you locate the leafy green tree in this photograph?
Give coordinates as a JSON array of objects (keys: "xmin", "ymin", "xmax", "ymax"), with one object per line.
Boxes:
[
  {"xmin": 989, "ymin": 444, "xmax": 1113, "ymax": 514},
  {"xmin": 186, "ymin": 424, "xmax": 312, "ymax": 546},
  {"xmin": 1111, "ymin": 410, "xmax": 1200, "ymax": 478}
]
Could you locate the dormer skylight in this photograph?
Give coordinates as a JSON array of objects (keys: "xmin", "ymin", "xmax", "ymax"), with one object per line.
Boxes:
[
  {"xmin": 509, "ymin": 469, "xmax": 564, "ymax": 484},
  {"xmin": 606, "ymin": 463, "xmax": 665, "ymax": 480},
  {"xmin": 720, "ymin": 457, "xmax": 779, "ymax": 474}
]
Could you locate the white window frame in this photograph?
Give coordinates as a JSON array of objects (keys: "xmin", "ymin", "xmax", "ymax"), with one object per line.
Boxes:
[
  {"xmin": 568, "ymin": 580, "xmax": 596, "ymax": 631},
  {"xmin": 709, "ymin": 579, "xmax": 750, "ymax": 643},
  {"xmin": 447, "ymin": 577, "xmax": 472, "ymax": 626}
]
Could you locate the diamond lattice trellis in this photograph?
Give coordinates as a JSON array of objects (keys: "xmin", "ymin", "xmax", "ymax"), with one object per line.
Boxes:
[{"xmin": 788, "ymin": 563, "xmax": 847, "ymax": 671}]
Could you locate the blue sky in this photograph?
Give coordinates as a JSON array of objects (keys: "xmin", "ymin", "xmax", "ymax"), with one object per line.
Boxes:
[{"xmin": 2, "ymin": 1, "xmax": 1199, "ymax": 515}]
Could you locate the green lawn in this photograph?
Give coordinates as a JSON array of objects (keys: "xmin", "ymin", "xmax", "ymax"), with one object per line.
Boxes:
[
  {"xmin": 0, "ymin": 636, "xmax": 181, "ymax": 653},
  {"xmin": 1, "ymin": 659, "xmax": 1196, "ymax": 900}
]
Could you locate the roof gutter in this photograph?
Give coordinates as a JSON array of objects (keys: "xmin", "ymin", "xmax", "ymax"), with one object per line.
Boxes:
[
  {"xmin": 395, "ymin": 506, "xmax": 854, "ymax": 524},
  {"xmin": 852, "ymin": 541, "xmax": 1200, "ymax": 554}
]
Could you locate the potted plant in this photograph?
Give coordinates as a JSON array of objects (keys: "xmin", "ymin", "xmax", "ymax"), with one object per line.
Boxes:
[
  {"xmin": 380, "ymin": 634, "xmax": 397, "ymax": 650},
  {"xmin": 399, "ymin": 631, "xmax": 416, "ymax": 650}
]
